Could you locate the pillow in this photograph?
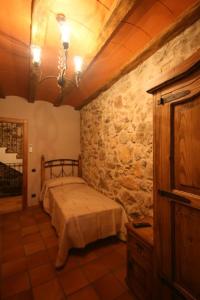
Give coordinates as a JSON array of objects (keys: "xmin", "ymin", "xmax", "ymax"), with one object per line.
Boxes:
[{"xmin": 44, "ymin": 176, "xmax": 86, "ymax": 188}]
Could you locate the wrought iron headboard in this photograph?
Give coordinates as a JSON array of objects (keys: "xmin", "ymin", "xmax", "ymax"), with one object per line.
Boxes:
[{"xmin": 41, "ymin": 155, "xmax": 82, "ymax": 188}]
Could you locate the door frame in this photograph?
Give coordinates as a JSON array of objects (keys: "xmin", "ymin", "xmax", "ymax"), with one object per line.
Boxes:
[{"xmin": 0, "ymin": 117, "xmax": 28, "ymax": 209}]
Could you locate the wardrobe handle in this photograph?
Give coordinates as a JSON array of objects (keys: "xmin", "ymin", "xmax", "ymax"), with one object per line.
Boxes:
[{"xmin": 158, "ymin": 189, "xmax": 191, "ymax": 204}]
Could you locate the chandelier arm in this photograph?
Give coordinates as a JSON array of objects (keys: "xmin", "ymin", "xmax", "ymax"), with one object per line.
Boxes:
[
  {"xmin": 39, "ymin": 76, "xmax": 58, "ymax": 84},
  {"xmin": 75, "ymin": 72, "xmax": 81, "ymax": 87},
  {"xmin": 61, "ymin": 68, "xmax": 66, "ymax": 78},
  {"xmin": 64, "ymin": 49, "xmax": 68, "ymax": 70}
]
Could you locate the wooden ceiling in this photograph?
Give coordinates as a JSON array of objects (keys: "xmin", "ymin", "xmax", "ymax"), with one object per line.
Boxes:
[{"xmin": 0, "ymin": 0, "xmax": 199, "ymax": 109}]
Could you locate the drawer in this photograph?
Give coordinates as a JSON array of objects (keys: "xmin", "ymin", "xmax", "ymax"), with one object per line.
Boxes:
[
  {"xmin": 127, "ymin": 257, "xmax": 153, "ymax": 300},
  {"xmin": 128, "ymin": 232, "xmax": 153, "ymax": 270}
]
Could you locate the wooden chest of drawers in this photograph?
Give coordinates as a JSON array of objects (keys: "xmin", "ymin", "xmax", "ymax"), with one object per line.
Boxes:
[{"xmin": 126, "ymin": 218, "xmax": 153, "ymax": 300}]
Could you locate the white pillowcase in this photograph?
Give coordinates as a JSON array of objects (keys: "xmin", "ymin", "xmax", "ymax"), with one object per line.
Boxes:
[{"xmin": 44, "ymin": 176, "xmax": 86, "ymax": 188}]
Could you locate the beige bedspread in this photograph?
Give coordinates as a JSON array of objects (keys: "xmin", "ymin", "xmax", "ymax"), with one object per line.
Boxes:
[{"xmin": 42, "ymin": 179, "xmax": 128, "ymax": 268}]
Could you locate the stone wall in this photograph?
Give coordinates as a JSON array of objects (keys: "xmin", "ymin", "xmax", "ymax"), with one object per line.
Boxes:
[{"xmin": 80, "ymin": 20, "xmax": 200, "ymax": 217}]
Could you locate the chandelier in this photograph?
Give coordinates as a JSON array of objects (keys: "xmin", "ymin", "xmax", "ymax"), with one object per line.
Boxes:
[{"xmin": 30, "ymin": 13, "xmax": 83, "ymax": 101}]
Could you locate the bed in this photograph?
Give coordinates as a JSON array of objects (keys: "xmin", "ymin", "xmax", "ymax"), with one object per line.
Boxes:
[{"xmin": 40, "ymin": 155, "xmax": 128, "ymax": 268}]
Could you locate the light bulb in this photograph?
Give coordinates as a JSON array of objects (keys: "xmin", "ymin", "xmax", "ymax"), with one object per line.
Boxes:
[
  {"xmin": 56, "ymin": 14, "xmax": 70, "ymax": 47},
  {"xmin": 74, "ymin": 56, "xmax": 83, "ymax": 73},
  {"xmin": 59, "ymin": 22, "xmax": 70, "ymax": 44},
  {"xmin": 31, "ymin": 46, "xmax": 41, "ymax": 65}
]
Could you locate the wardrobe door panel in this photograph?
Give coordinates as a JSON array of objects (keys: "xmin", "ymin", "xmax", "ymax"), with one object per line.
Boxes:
[
  {"xmin": 173, "ymin": 95, "xmax": 200, "ymax": 196},
  {"xmin": 174, "ymin": 204, "xmax": 200, "ymax": 299}
]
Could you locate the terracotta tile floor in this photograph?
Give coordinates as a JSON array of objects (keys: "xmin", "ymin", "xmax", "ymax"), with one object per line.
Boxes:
[{"xmin": 0, "ymin": 206, "xmax": 135, "ymax": 299}]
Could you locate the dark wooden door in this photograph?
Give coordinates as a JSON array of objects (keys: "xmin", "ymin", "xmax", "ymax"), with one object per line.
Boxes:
[
  {"xmin": 151, "ymin": 53, "xmax": 200, "ymax": 300},
  {"xmin": 0, "ymin": 118, "xmax": 28, "ymax": 210}
]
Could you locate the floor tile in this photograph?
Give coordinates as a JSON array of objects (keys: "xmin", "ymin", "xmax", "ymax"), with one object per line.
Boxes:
[
  {"xmin": 115, "ymin": 290, "xmax": 136, "ymax": 300},
  {"xmin": 72, "ymin": 249, "xmax": 98, "ymax": 266},
  {"xmin": 3, "ymin": 290, "xmax": 33, "ymax": 300},
  {"xmin": 29, "ymin": 263, "xmax": 55, "ymax": 287},
  {"xmin": 2, "ymin": 237, "xmax": 23, "ymax": 251},
  {"xmin": 2, "ymin": 217, "xmax": 19, "ymax": 225},
  {"xmin": 21, "ymin": 225, "xmax": 39, "ymax": 237},
  {"xmin": 42, "ymin": 235, "xmax": 58, "ymax": 248},
  {"xmin": 24, "ymin": 240, "xmax": 45, "ymax": 256},
  {"xmin": 33, "ymin": 211, "xmax": 48, "ymax": 219},
  {"xmin": 38, "ymin": 222, "xmax": 52, "ymax": 231},
  {"xmin": 19, "ymin": 209, "xmax": 33, "ymax": 217},
  {"xmin": 67, "ymin": 285, "xmax": 100, "ymax": 300},
  {"xmin": 35, "ymin": 215, "xmax": 50, "ymax": 224},
  {"xmin": 82, "ymin": 258, "xmax": 109, "ymax": 282},
  {"xmin": 113, "ymin": 264, "xmax": 128, "ymax": 289},
  {"xmin": 26, "ymin": 250, "xmax": 50, "ymax": 269},
  {"xmin": 114, "ymin": 242, "xmax": 127, "ymax": 259},
  {"xmin": 20, "ymin": 218, "xmax": 36, "ymax": 227},
  {"xmin": 30, "ymin": 206, "xmax": 42, "ymax": 214},
  {"xmin": 22, "ymin": 233, "xmax": 43, "ymax": 245},
  {"xmin": 2, "ymin": 219, "xmax": 19, "ymax": 229},
  {"xmin": 97, "ymin": 250, "xmax": 126, "ymax": 271},
  {"xmin": 58, "ymin": 267, "xmax": 88, "ymax": 296},
  {"xmin": 1, "ymin": 272, "xmax": 30, "ymax": 298},
  {"xmin": 47, "ymin": 246, "xmax": 58, "ymax": 263},
  {"xmin": 56, "ymin": 254, "xmax": 79, "ymax": 274},
  {"xmin": 2, "ymin": 212, "xmax": 19, "ymax": 222},
  {"xmin": 1, "ymin": 257, "xmax": 27, "ymax": 279},
  {"xmin": 92, "ymin": 273, "xmax": 126, "ymax": 300},
  {"xmin": 40, "ymin": 227, "xmax": 57, "ymax": 239},
  {"xmin": 92, "ymin": 242, "xmax": 115, "ymax": 257},
  {"xmin": 33, "ymin": 278, "xmax": 65, "ymax": 300},
  {"xmin": 2, "ymin": 230, "xmax": 22, "ymax": 245},
  {"xmin": 2, "ymin": 223, "xmax": 21, "ymax": 233},
  {"xmin": 2, "ymin": 245, "xmax": 25, "ymax": 263}
]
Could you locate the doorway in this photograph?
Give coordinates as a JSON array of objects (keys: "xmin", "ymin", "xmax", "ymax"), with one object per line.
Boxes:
[{"xmin": 0, "ymin": 118, "xmax": 27, "ymax": 214}]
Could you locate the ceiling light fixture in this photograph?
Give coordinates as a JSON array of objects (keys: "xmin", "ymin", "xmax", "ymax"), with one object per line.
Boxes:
[{"xmin": 30, "ymin": 13, "xmax": 83, "ymax": 102}]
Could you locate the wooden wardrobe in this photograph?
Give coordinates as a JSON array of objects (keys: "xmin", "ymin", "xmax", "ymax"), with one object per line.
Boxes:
[{"xmin": 148, "ymin": 49, "xmax": 200, "ymax": 300}]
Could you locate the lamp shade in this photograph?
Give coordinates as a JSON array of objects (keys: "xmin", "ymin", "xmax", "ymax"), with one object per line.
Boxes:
[
  {"xmin": 74, "ymin": 56, "xmax": 83, "ymax": 72},
  {"xmin": 56, "ymin": 14, "xmax": 70, "ymax": 45},
  {"xmin": 31, "ymin": 46, "xmax": 41, "ymax": 64}
]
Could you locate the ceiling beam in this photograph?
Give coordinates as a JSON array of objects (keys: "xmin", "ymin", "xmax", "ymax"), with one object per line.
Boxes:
[
  {"xmin": 0, "ymin": 86, "xmax": 5, "ymax": 99},
  {"xmin": 55, "ymin": 0, "xmax": 137, "ymax": 106},
  {"xmin": 76, "ymin": 0, "xmax": 200, "ymax": 110},
  {"xmin": 91, "ymin": 0, "xmax": 137, "ymax": 66},
  {"xmin": 147, "ymin": 48, "xmax": 200, "ymax": 93}
]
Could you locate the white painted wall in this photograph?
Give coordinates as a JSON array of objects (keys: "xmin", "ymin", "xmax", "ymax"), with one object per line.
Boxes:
[{"xmin": 0, "ymin": 96, "xmax": 80, "ymax": 205}]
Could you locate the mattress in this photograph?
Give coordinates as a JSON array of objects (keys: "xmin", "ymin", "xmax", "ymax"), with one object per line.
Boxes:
[{"xmin": 40, "ymin": 177, "xmax": 128, "ymax": 268}]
